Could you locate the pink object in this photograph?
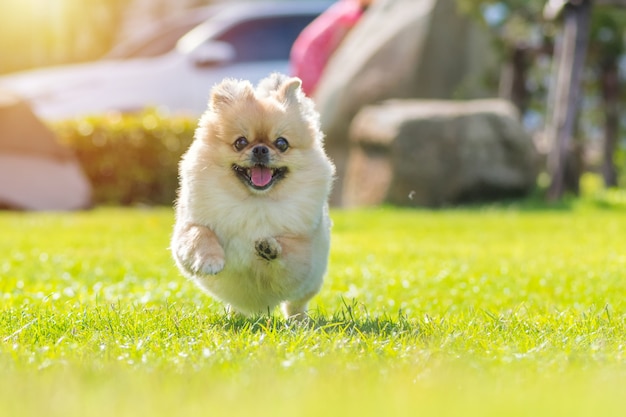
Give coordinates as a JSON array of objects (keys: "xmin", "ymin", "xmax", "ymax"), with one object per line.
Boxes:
[
  {"xmin": 0, "ymin": 154, "xmax": 91, "ymax": 211},
  {"xmin": 0, "ymin": 90, "xmax": 92, "ymax": 211},
  {"xmin": 290, "ymin": 0, "xmax": 365, "ymax": 96}
]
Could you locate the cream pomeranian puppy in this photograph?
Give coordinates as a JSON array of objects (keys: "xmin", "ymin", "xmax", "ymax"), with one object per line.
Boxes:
[{"xmin": 171, "ymin": 73, "xmax": 335, "ymax": 319}]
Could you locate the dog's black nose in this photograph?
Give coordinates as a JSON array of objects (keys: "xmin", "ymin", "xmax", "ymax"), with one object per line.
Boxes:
[
  {"xmin": 251, "ymin": 145, "xmax": 270, "ymax": 164},
  {"xmin": 252, "ymin": 145, "xmax": 269, "ymax": 156}
]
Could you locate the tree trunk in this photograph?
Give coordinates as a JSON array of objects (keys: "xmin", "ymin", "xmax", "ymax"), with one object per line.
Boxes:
[
  {"xmin": 600, "ymin": 60, "xmax": 620, "ymax": 187},
  {"xmin": 499, "ymin": 45, "xmax": 531, "ymax": 115},
  {"xmin": 546, "ymin": 0, "xmax": 592, "ymax": 200}
]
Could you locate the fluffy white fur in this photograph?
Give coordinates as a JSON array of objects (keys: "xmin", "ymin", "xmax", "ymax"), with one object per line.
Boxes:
[{"xmin": 171, "ymin": 73, "xmax": 335, "ymax": 318}]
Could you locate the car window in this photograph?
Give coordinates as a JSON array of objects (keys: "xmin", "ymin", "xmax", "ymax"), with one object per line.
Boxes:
[
  {"xmin": 214, "ymin": 15, "xmax": 315, "ymax": 63},
  {"xmin": 105, "ymin": 7, "xmax": 222, "ymax": 59},
  {"xmin": 109, "ymin": 25, "xmax": 198, "ymax": 59}
]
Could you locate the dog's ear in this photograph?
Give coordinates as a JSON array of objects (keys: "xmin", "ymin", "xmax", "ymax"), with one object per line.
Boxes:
[
  {"xmin": 256, "ymin": 73, "xmax": 301, "ymax": 100},
  {"xmin": 210, "ymin": 78, "xmax": 254, "ymax": 110},
  {"xmin": 278, "ymin": 77, "xmax": 303, "ymax": 105}
]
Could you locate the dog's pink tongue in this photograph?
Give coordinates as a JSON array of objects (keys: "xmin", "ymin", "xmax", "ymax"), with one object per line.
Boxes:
[{"xmin": 250, "ymin": 166, "xmax": 272, "ymax": 187}]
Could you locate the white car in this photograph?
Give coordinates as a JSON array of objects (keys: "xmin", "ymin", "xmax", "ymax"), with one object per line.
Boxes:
[{"xmin": 0, "ymin": 2, "xmax": 331, "ymax": 121}]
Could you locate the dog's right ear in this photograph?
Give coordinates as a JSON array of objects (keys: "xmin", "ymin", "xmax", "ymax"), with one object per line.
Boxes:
[{"xmin": 210, "ymin": 78, "xmax": 254, "ymax": 110}]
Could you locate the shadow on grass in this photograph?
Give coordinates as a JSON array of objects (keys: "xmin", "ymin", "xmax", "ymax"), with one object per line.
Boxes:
[
  {"xmin": 419, "ymin": 178, "xmax": 626, "ymax": 212},
  {"xmin": 214, "ymin": 298, "xmax": 422, "ymax": 337},
  {"xmin": 385, "ymin": 193, "xmax": 626, "ymax": 213},
  {"xmin": 365, "ymin": 189, "xmax": 578, "ymax": 213}
]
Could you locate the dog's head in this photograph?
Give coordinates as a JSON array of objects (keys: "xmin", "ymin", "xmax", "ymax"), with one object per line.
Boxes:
[{"xmin": 195, "ymin": 73, "xmax": 330, "ymax": 196}]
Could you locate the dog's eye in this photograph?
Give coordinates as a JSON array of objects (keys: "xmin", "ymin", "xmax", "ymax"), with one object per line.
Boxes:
[
  {"xmin": 274, "ymin": 137, "xmax": 289, "ymax": 152},
  {"xmin": 233, "ymin": 137, "xmax": 248, "ymax": 151}
]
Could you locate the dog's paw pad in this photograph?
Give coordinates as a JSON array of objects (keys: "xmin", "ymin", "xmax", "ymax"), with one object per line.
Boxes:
[{"xmin": 255, "ymin": 238, "xmax": 280, "ymax": 261}]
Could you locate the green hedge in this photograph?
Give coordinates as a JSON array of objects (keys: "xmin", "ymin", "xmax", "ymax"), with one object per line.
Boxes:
[{"xmin": 53, "ymin": 111, "xmax": 196, "ymax": 206}]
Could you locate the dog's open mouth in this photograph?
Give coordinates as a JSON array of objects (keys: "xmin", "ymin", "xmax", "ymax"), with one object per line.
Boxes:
[{"xmin": 232, "ymin": 164, "xmax": 288, "ymax": 191}]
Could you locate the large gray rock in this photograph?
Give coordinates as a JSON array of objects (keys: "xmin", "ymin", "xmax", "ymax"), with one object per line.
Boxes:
[
  {"xmin": 314, "ymin": 0, "xmax": 496, "ymax": 205},
  {"xmin": 343, "ymin": 99, "xmax": 538, "ymax": 207}
]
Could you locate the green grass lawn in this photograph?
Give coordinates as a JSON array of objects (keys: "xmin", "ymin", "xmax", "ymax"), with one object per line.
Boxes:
[{"xmin": 1, "ymin": 203, "xmax": 625, "ymax": 416}]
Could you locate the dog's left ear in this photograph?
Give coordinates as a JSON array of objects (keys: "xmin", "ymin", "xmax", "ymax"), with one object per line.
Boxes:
[{"xmin": 278, "ymin": 77, "xmax": 303, "ymax": 105}]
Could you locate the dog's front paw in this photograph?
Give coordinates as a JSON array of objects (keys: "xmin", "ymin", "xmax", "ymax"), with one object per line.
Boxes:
[
  {"xmin": 172, "ymin": 224, "xmax": 225, "ymax": 276},
  {"xmin": 255, "ymin": 237, "xmax": 281, "ymax": 261},
  {"xmin": 175, "ymin": 243, "xmax": 225, "ymax": 275},
  {"xmin": 191, "ymin": 248, "xmax": 225, "ymax": 275}
]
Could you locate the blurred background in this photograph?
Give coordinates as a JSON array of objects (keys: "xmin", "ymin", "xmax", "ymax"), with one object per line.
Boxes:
[
  {"xmin": 0, "ymin": 0, "xmax": 625, "ymax": 209},
  {"xmin": 0, "ymin": 0, "xmax": 211, "ymax": 73}
]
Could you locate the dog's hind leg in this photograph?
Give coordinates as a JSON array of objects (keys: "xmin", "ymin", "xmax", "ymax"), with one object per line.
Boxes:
[{"xmin": 281, "ymin": 291, "xmax": 317, "ymax": 320}]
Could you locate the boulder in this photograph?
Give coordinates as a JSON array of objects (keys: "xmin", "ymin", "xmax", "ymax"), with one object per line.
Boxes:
[
  {"xmin": 343, "ymin": 99, "xmax": 538, "ymax": 207},
  {"xmin": 314, "ymin": 0, "xmax": 496, "ymax": 205}
]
